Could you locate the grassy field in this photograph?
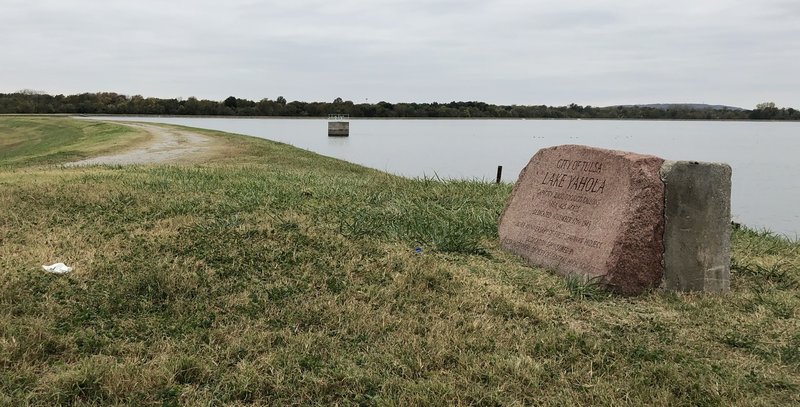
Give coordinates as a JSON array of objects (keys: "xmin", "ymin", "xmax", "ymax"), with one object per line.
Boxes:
[{"xmin": 1, "ymin": 116, "xmax": 798, "ymax": 406}]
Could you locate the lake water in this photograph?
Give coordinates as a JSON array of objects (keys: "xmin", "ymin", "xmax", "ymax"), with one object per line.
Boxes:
[{"xmin": 92, "ymin": 117, "xmax": 799, "ymax": 237}]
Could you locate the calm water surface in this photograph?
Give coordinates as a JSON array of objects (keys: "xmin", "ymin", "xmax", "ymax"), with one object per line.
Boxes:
[{"xmin": 94, "ymin": 117, "xmax": 800, "ymax": 237}]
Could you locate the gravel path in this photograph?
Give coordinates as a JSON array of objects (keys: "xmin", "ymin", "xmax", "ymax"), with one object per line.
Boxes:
[{"xmin": 68, "ymin": 123, "xmax": 218, "ymax": 166}]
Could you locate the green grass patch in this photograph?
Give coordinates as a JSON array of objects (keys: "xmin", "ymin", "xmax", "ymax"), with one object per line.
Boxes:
[
  {"xmin": 1, "ymin": 117, "xmax": 799, "ymax": 405},
  {"xmin": 0, "ymin": 116, "xmax": 149, "ymax": 168}
]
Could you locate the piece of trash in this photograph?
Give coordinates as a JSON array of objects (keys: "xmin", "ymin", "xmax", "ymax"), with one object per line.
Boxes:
[
  {"xmin": 42, "ymin": 263, "xmax": 72, "ymax": 274},
  {"xmin": 414, "ymin": 247, "xmax": 423, "ymax": 254}
]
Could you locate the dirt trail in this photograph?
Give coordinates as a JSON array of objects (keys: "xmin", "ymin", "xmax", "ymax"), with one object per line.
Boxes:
[{"xmin": 68, "ymin": 123, "xmax": 220, "ymax": 166}]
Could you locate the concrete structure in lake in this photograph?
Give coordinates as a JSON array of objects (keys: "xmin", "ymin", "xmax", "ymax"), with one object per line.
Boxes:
[
  {"xmin": 498, "ymin": 145, "xmax": 731, "ymax": 295},
  {"xmin": 328, "ymin": 114, "xmax": 349, "ymax": 137}
]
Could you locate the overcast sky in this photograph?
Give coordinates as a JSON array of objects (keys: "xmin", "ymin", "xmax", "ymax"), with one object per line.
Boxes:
[{"xmin": 1, "ymin": 0, "xmax": 798, "ymax": 108}]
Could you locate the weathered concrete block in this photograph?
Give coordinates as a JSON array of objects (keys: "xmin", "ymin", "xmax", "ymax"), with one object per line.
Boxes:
[
  {"xmin": 661, "ymin": 161, "xmax": 731, "ymax": 292},
  {"xmin": 498, "ymin": 145, "xmax": 732, "ymax": 295},
  {"xmin": 328, "ymin": 121, "xmax": 349, "ymax": 137}
]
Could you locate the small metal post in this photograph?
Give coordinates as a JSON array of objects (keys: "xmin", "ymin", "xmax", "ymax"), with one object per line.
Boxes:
[{"xmin": 496, "ymin": 165, "xmax": 503, "ymax": 184}]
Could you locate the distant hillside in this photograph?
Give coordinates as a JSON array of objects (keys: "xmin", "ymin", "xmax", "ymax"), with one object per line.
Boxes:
[{"xmin": 610, "ymin": 103, "xmax": 746, "ymax": 111}]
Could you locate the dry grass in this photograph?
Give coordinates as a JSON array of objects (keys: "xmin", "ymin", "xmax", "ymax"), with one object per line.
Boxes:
[{"xmin": 1, "ymin": 117, "xmax": 799, "ymax": 406}]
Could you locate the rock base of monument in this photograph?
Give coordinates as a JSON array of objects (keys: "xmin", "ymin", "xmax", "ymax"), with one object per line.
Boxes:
[{"xmin": 499, "ymin": 145, "xmax": 731, "ymax": 295}]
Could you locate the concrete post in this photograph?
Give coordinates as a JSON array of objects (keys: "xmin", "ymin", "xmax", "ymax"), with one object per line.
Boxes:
[{"xmin": 661, "ymin": 161, "xmax": 732, "ymax": 292}]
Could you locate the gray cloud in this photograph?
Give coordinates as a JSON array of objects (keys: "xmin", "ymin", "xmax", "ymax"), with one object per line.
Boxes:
[{"xmin": 1, "ymin": 0, "xmax": 797, "ymax": 108}]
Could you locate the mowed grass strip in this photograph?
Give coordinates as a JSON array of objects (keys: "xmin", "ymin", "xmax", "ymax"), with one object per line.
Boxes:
[{"xmin": 1, "ymin": 117, "xmax": 799, "ymax": 406}]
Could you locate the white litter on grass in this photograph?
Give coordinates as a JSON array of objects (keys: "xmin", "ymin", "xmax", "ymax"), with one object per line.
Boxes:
[{"xmin": 42, "ymin": 263, "xmax": 72, "ymax": 274}]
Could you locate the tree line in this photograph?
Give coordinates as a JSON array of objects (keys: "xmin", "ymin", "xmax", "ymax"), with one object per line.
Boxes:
[{"xmin": 2, "ymin": 91, "xmax": 798, "ymax": 120}]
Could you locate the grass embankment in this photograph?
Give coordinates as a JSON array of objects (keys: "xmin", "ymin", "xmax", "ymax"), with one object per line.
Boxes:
[
  {"xmin": 1, "ymin": 117, "xmax": 799, "ymax": 406},
  {"xmin": 0, "ymin": 117, "xmax": 150, "ymax": 168}
]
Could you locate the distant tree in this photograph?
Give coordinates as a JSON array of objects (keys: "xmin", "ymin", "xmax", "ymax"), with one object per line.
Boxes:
[
  {"xmin": 17, "ymin": 89, "xmax": 46, "ymax": 95},
  {"xmin": 223, "ymin": 96, "xmax": 238, "ymax": 109},
  {"xmin": 751, "ymin": 102, "xmax": 779, "ymax": 119},
  {"xmin": 182, "ymin": 97, "xmax": 199, "ymax": 115}
]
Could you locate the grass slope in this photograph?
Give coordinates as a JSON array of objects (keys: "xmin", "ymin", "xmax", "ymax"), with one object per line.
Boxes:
[
  {"xmin": 1, "ymin": 117, "xmax": 799, "ymax": 406},
  {"xmin": 0, "ymin": 117, "xmax": 149, "ymax": 168}
]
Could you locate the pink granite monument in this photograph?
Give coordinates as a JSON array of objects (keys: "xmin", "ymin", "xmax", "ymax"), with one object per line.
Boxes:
[{"xmin": 498, "ymin": 145, "xmax": 666, "ymax": 295}]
